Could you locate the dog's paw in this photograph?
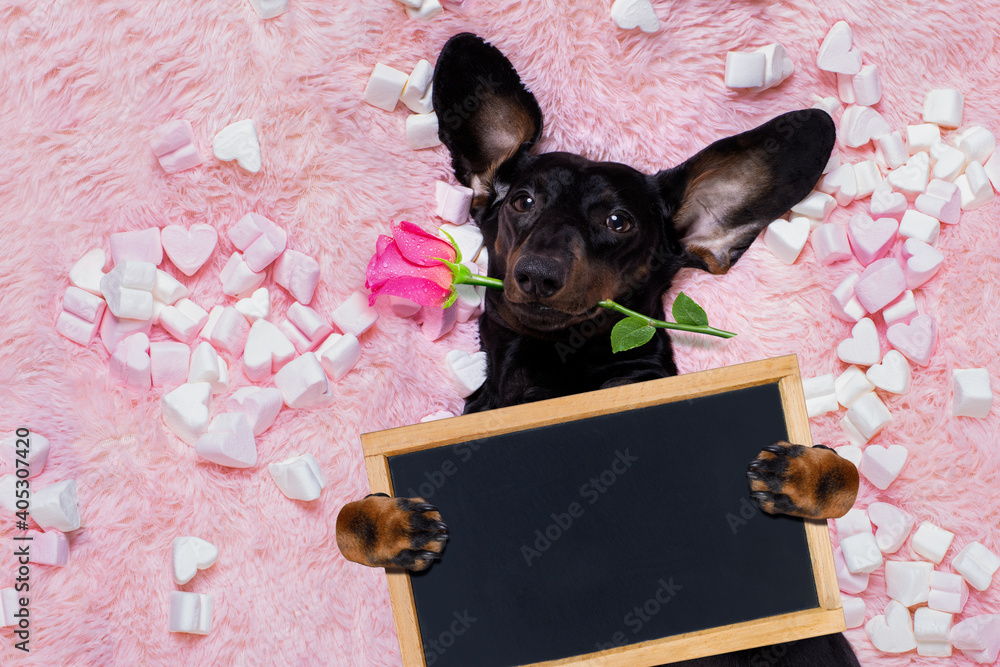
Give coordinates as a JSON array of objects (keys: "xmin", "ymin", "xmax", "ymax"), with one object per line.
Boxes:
[
  {"xmin": 746, "ymin": 441, "xmax": 859, "ymax": 520},
  {"xmin": 336, "ymin": 494, "xmax": 448, "ymax": 571}
]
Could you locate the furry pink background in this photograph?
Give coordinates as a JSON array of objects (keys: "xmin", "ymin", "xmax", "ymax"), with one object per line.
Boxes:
[{"xmin": 0, "ymin": 0, "xmax": 997, "ymax": 664}]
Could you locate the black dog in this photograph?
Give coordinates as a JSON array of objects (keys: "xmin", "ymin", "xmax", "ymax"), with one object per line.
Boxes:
[{"xmin": 338, "ymin": 34, "xmax": 860, "ymax": 667}]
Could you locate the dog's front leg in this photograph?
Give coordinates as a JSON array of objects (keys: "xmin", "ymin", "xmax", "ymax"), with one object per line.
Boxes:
[
  {"xmin": 746, "ymin": 442, "xmax": 859, "ymax": 519},
  {"xmin": 336, "ymin": 494, "xmax": 448, "ymax": 570}
]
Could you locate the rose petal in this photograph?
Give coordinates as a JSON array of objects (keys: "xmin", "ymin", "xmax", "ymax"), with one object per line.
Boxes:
[
  {"xmin": 371, "ymin": 276, "xmax": 452, "ymax": 308},
  {"xmin": 366, "ymin": 238, "xmax": 452, "ymax": 294},
  {"xmin": 375, "ymin": 234, "xmax": 392, "ymax": 256},
  {"xmin": 394, "ymin": 221, "xmax": 456, "ymax": 266}
]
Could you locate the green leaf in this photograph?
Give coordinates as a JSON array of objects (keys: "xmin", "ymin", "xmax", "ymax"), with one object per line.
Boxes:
[
  {"xmin": 672, "ymin": 291, "xmax": 708, "ymax": 327},
  {"xmin": 611, "ymin": 316, "xmax": 656, "ymax": 353}
]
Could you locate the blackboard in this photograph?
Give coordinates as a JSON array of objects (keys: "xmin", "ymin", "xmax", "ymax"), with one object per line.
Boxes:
[{"xmin": 361, "ymin": 356, "xmax": 844, "ymax": 666}]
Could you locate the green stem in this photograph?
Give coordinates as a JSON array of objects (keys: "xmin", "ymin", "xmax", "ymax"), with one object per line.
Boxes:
[
  {"xmin": 597, "ymin": 299, "xmax": 736, "ymax": 339},
  {"xmin": 458, "ymin": 274, "xmax": 505, "ymax": 289}
]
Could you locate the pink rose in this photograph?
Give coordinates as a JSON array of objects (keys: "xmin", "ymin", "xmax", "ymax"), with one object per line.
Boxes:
[{"xmin": 365, "ymin": 221, "xmax": 457, "ymax": 307}]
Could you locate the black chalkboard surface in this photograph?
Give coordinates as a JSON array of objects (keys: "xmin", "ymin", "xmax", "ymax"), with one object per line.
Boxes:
[{"xmin": 362, "ymin": 356, "xmax": 844, "ymax": 667}]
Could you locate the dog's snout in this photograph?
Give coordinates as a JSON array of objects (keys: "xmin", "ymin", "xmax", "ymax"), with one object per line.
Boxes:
[{"xmin": 513, "ymin": 254, "xmax": 566, "ymax": 299}]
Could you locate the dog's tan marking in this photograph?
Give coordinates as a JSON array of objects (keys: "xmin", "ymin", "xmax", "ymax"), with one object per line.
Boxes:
[
  {"xmin": 750, "ymin": 443, "xmax": 858, "ymax": 519},
  {"xmin": 336, "ymin": 496, "xmax": 443, "ymax": 571}
]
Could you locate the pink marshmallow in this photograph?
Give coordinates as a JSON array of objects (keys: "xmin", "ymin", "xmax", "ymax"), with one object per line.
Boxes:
[
  {"xmin": 887, "ymin": 314, "xmax": 937, "ymax": 366},
  {"xmin": 150, "ymin": 120, "xmax": 196, "ymax": 157},
  {"xmin": 109, "ymin": 228, "xmax": 163, "ymax": 266},
  {"xmin": 951, "ymin": 614, "xmax": 1000, "ymax": 664},
  {"xmin": 811, "ymin": 223, "xmax": 852, "ymax": 265},
  {"xmin": 228, "ymin": 213, "xmax": 287, "ymax": 272},
  {"xmin": 435, "ymin": 181, "xmax": 474, "ymax": 225},
  {"xmin": 110, "ymin": 333, "xmax": 151, "ymax": 391},
  {"xmin": 160, "ymin": 224, "xmax": 218, "ymax": 277},
  {"xmin": 848, "ymin": 214, "xmax": 898, "ymax": 266},
  {"xmin": 27, "ymin": 530, "xmax": 69, "ymax": 567},
  {"xmin": 834, "ymin": 546, "xmax": 871, "ymax": 594},
  {"xmin": 389, "ymin": 295, "xmax": 421, "ymax": 318},
  {"xmin": 157, "ymin": 144, "xmax": 202, "ymax": 174},
  {"xmin": 100, "ymin": 311, "xmax": 153, "ymax": 353},
  {"xmin": 57, "ymin": 289, "xmax": 107, "ymax": 346},
  {"xmin": 283, "ymin": 303, "xmax": 333, "ymax": 353},
  {"xmin": 150, "ymin": 341, "xmax": 192, "ymax": 388},
  {"xmin": 273, "ymin": 250, "xmax": 320, "ymax": 304},
  {"xmin": 901, "ymin": 238, "xmax": 944, "ymax": 289},
  {"xmin": 855, "ymin": 257, "xmax": 906, "ymax": 313},
  {"xmin": 421, "ymin": 304, "xmax": 458, "ymax": 341},
  {"xmin": 331, "ymin": 292, "xmax": 379, "ymax": 337},
  {"xmin": 1, "ymin": 588, "xmax": 18, "ymax": 628},
  {"xmin": 209, "ymin": 307, "xmax": 251, "ymax": 358},
  {"xmin": 915, "ymin": 180, "xmax": 961, "ymax": 224}
]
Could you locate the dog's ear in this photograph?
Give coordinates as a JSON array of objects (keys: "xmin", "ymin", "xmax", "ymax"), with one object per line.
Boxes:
[
  {"xmin": 433, "ymin": 33, "xmax": 543, "ymax": 204},
  {"xmin": 655, "ymin": 109, "xmax": 835, "ymax": 274}
]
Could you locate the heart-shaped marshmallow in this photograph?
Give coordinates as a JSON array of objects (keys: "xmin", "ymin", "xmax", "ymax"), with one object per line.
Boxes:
[
  {"xmin": 817, "ymin": 21, "xmax": 862, "ymax": 74},
  {"xmin": 69, "ymin": 248, "xmax": 107, "ymax": 295},
  {"xmin": 268, "ymin": 454, "xmax": 326, "ymax": 501},
  {"xmin": 161, "ymin": 224, "xmax": 218, "ymax": 276},
  {"xmin": 446, "ymin": 349, "xmax": 488, "ymax": 398},
  {"xmin": 859, "ymin": 444, "xmax": 908, "ymax": 490},
  {"xmin": 610, "ymin": 0, "xmax": 659, "ymax": 33},
  {"xmin": 870, "ymin": 182, "xmax": 908, "ymax": 218},
  {"xmin": 110, "ymin": 333, "xmax": 152, "ymax": 391},
  {"xmin": 227, "ymin": 387, "xmax": 283, "ymax": 436},
  {"xmin": 866, "ymin": 350, "xmax": 911, "ymax": 395},
  {"xmin": 830, "ymin": 273, "xmax": 865, "ymax": 323},
  {"xmin": 901, "ymin": 238, "xmax": 944, "ymax": 289},
  {"xmin": 865, "ymin": 601, "xmax": 917, "ymax": 653},
  {"xmin": 172, "ymin": 536, "xmax": 219, "ymax": 585},
  {"xmin": 840, "ymin": 105, "xmax": 890, "ymax": 148},
  {"xmin": 848, "ymin": 214, "xmax": 897, "ymax": 266},
  {"xmin": 867, "ymin": 501, "xmax": 914, "ymax": 553},
  {"xmin": 887, "ymin": 314, "xmax": 937, "ymax": 366},
  {"xmin": 162, "ymin": 382, "xmax": 213, "ymax": 446},
  {"xmin": 243, "ymin": 320, "xmax": 296, "ymax": 382},
  {"xmin": 212, "ymin": 119, "xmax": 261, "ymax": 173},
  {"xmin": 228, "ymin": 213, "xmax": 287, "ymax": 272},
  {"xmin": 236, "ymin": 287, "xmax": 271, "ymax": 323},
  {"xmin": 887, "ymin": 151, "xmax": 930, "ymax": 199},
  {"xmin": 818, "ymin": 163, "xmax": 858, "ymax": 206},
  {"xmin": 764, "ymin": 216, "xmax": 810, "ymax": 265},
  {"xmin": 837, "ymin": 317, "xmax": 880, "ymax": 366},
  {"xmin": 195, "ymin": 413, "xmax": 257, "ymax": 468}
]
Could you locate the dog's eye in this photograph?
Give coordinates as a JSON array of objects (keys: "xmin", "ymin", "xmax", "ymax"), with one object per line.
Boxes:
[
  {"xmin": 606, "ymin": 212, "xmax": 634, "ymax": 233},
  {"xmin": 510, "ymin": 193, "xmax": 534, "ymax": 213}
]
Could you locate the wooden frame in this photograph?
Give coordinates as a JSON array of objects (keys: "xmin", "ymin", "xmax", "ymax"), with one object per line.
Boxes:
[{"xmin": 361, "ymin": 355, "xmax": 845, "ymax": 666}]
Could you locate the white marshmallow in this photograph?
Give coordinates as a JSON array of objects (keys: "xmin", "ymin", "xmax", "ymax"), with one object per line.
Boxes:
[
  {"xmin": 957, "ymin": 125, "xmax": 996, "ymax": 164},
  {"xmin": 99, "ymin": 312, "xmax": 152, "ymax": 354},
  {"xmin": 840, "ymin": 531, "xmax": 883, "ymax": 574},
  {"xmin": 273, "ymin": 250, "xmax": 320, "ymax": 305},
  {"xmin": 836, "ymin": 73, "xmax": 855, "ymax": 104},
  {"xmin": 724, "ymin": 51, "xmax": 766, "ymax": 89},
  {"xmin": 887, "ymin": 151, "xmax": 930, "ymax": 199},
  {"xmin": 210, "ymin": 307, "xmax": 252, "ymax": 357},
  {"xmin": 835, "ymin": 445, "xmax": 863, "ymax": 468},
  {"xmin": 610, "ymin": 0, "xmax": 659, "ymax": 33},
  {"xmin": 162, "ymin": 382, "xmax": 213, "ymax": 446},
  {"xmin": 100, "ymin": 260, "xmax": 156, "ymax": 320},
  {"xmin": 811, "ymin": 95, "xmax": 842, "ymax": 117},
  {"xmin": 931, "ymin": 140, "xmax": 968, "ymax": 182},
  {"xmin": 835, "ymin": 546, "xmax": 870, "ymax": 594},
  {"xmin": 331, "ymin": 292, "xmax": 379, "ymax": 337},
  {"xmin": 817, "ymin": 163, "xmax": 858, "ymax": 206},
  {"xmin": 835, "ymin": 365, "xmax": 875, "ymax": 408},
  {"xmin": 168, "ymin": 591, "xmax": 213, "ymax": 635},
  {"xmin": 406, "ymin": 0, "xmax": 443, "ymax": 20},
  {"xmin": 952, "ymin": 541, "xmax": 1000, "ymax": 592},
  {"xmin": 923, "ymin": 89, "xmax": 964, "ymax": 128},
  {"xmin": 984, "ymin": 150, "xmax": 1000, "ymax": 191},
  {"xmin": 213, "ymin": 119, "xmax": 261, "ymax": 173},
  {"xmin": 455, "ymin": 269, "xmax": 486, "ymax": 323},
  {"xmin": 869, "ymin": 182, "xmax": 908, "ymax": 218},
  {"xmin": 835, "ymin": 507, "xmax": 871, "ymax": 539},
  {"xmin": 393, "ymin": 0, "xmax": 422, "ymax": 7},
  {"xmin": 435, "ymin": 180, "xmax": 474, "ymax": 225},
  {"xmin": 886, "ymin": 559, "xmax": 933, "ymax": 606},
  {"xmin": 196, "ymin": 413, "xmax": 257, "ymax": 468},
  {"xmin": 837, "ymin": 318, "xmax": 880, "ymax": 367},
  {"xmin": 56, "ymin": 288, "xmax": 107, "ymax": 346},
  {"xmin": 790, "ymin": 190, "xmax": 837, "ymax": 221},
  {"xmin": 268, "ymin": 454, "xmax": 326, "ymax": 501},
  {"xmin": 199, "ymin": 305, "xmax": 225, "ymax": 342},
  {"xmin": 840, "ymin": 105, "xmax": 891, "ymax": 148},
  {"xmin": 802, "ymin": 373, "xmax": 838, "ymax": 417},
  {"xmin": 915, "ymin": 179, "xmax": 962, "ymax": 224},
  {"xmin": 952, "ymin": 368, "xmax": 993, "ymax": 418},
  {"xmin": 866, "ymin": 350, "xmax": 911, "ymax": 395},
  {"xmin": 901, "ymin": 238, "xmax": 943, "ymax": 289},
  {"xmin": 914, "ymin": 607, "xmax": 953, "ymax": 646},
  {"xmin": 907, "ymin": 123, "xmax": 942, "ymax": 154},
  {"xmin": 406, "ymin": 112, "xmax": 441, "ymax": 150},
  {"xmin": 876, "ymin": 132, "xmax": 908, "ymax": 170},
  {"xmin": 842, "ymin": 595, "xmax": 866, "ymax": 629},
  {"xmin": 867, "ymin": 501, "xmax": 913, "ymax": 553},
  {"xmin": 929, "ymin": 570, "xmax": 969, "ymax": 613},
  {"xmin": 220, "ymin": 252, "xmax": 266, "ymax": 299},
  {"xmin": 422, "ymin": 305, "xmax": 458, "ymax": 341},
  {"xmin": 149, "ymin": 341, "xmax": 191, "ymax": 389},
  {"xmin": 751, "ymin": 43, "xmax": 794, "ymax": 91},
  {"xmin": 247, "ymin": 0, "xmax": 288, "ymax": 19},
  {"xmin": 811, "ymin": 223, "xmax": 852, "ymax": 265},
  {"xmin": 911, "ymin": 521, "xmax": 955, "ymax": 564},
  {"xmin": 69, "ymin": 248, "xmax": 107, "ymax": 295},
  {"xmin": 273, "ymin": 352, "xmax": 333, "ymax": 409},
  {"xmin": 817, "ymin": 21, "xmax": 862, "ymax": 75},
  {"xmin": 951, "ymin": 614, "xmax": 1000, "ymax": 664},
  {"xmin": 859, "ymin": 444, "xmax": 907, "ymax": 489},
  {"xmin": 109, "ymin": 333, "xmax": 152, "ymax": 391},
  {"xmin": 243, "ymin": 319, "xmax": 296, "ymax": 382},
  {"xmin": 853, "ymin": 160, "xmax": 882, "ymax": 198},
  {"xmin": 420, "ymin": 411, "xmax": 456, "ymax": 423},
  {"xmin": 899, "ymin": 209, "xmax": 940, "ymax": 245},
  {"xmin": 839, "ymin": 415, "xmax": 868, "ymax": 447},
  {"xmin": 363, "ymin": 63, "xmax": 408, "ymax": 112},
  {"xmin": 0, "ymin": 432, "xmax": 49, "ymax": 479},
  {"xmin": 226, "ymin": 387, "xmax": 283, "ymax": 436},
  {"xmin": 160, "ymin": 298, "xmax": 209, "ymax": 343},
  {"xmin": 188, "ymin": 342, "xmax": 228, "ymax": 394},
  {"xmin": 400, "ymin": 60, "xmax": 434, "ymax": 113},
  {"xmin": 882, "ymin": 290, "xmax": 919, "ymax": 329},
  {"xmin": 235, "ymin": 287, "xmax": 271, "ymax": 323},
  {"xmin": 152, "ymin": 270, "xmax": 188, "ymax": 305},
  {"xmin": 438, "ymin": 223, "xmax": 484, "ymax": 262},
  {"xmin": 446, "ymin": 349, "xmax": 488, "ymax": 398},
  {"xmin": 284, "ymin": 302, "xmax": 333, "ymax": 353},
  {"xmin": 830, "ymin": 273, "xmax": 865, "ymax": 323},
  {"xmin": 956, "ymin": 160, "xmax": 996, "ymax": 210},
  {"xmin": 866, "ymin": 600, "xmax": 917, "ymax": 654},
  {"xmin": 171, "ymin": 536, "xmax": 218, "ymax": 585},
  {"xmin": 228, "ymin": 212, "xmax": 287, "ymax": 272},
  {"xmin": 316, "ymin": 333, "xmax": 361, "ymax": 382},
  {"xmin": 31, "ymin": 479, "xmax": 81, "ymax": 532},
  {"xmin": 852, "ymin": 64, "xmax": 881, "ymax": 106}
]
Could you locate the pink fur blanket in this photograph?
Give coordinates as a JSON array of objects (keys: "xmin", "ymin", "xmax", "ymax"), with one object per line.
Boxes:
[{"xmin": 1, "ymin": 0, "xmax": 997, "ymax": 664}]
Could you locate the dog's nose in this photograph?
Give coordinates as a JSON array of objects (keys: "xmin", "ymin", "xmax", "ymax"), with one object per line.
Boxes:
[{"xmin": 513, "ymin": 254, "xmax": 566, "ymax": 299}]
